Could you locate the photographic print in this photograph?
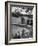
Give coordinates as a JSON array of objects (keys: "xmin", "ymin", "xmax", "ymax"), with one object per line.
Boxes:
[
  {"xmin": 10, "ymin": 6, "xmax": 33, "ymax": 39},
  {"xmin": 5, "ymin": 1, "xmax": 37, "ymax": 45}
]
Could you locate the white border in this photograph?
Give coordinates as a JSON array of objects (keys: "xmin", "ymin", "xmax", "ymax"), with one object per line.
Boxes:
[{"xmin": 8, "ymin": 2, "xmax": 36, "ymax": 43}]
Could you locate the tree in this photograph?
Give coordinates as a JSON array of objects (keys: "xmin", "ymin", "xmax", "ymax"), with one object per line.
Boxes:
[{"xmin": 22, "ymin": 29, "xmax": 25, "ymax": 38}]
